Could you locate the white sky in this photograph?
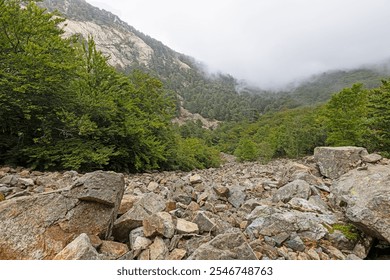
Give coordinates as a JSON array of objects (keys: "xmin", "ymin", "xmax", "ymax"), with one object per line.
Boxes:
[{"xmin": 87, "ymin": 0, "xmax": 390, "ymax": 88}]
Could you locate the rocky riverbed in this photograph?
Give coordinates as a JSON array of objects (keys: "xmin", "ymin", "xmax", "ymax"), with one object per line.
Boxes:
[{"xmin": 1, "ymin": 146, "xmax": 389, "ymax": 260}]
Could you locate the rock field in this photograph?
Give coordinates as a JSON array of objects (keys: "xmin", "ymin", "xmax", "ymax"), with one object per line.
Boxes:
[{"xmin": 1, "ymin": 146, "xmax": 389, "ymax": 260}]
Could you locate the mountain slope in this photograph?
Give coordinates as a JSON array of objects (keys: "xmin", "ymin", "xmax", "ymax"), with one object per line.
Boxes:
[{"xmin": 40, "ymin": 0, "xmax": 389, "ymax": 121}]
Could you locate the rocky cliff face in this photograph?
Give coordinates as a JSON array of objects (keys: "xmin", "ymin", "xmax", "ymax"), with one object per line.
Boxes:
[
  {"xmin": 1, "ymin": 147, "xmax": 389, "ymax": 260},
  {"xmin": 41, "ymin": 0, "xmax": 193, "ymax": 72}
]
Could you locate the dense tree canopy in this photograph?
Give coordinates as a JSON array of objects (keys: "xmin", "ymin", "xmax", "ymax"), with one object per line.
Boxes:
[{"xmin": 0, "ymin": 0, "xmax": 220, "ymax": 172}]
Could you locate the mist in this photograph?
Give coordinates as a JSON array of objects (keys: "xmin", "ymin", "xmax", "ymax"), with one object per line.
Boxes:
[{"xmin": 88, "ymin": 0, "xmax": 390, "ymax": 89}]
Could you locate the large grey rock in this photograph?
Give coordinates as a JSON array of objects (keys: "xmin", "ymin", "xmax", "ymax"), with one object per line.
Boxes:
[
  {"xmin": 314, "ymin": 146, "xmax": 368, "ymax": 179},
  {"xmin": 143, "ymin": 212, "xmax": 175, "ymax": 238},
  {"xmin": 246, "ymin": 206, "xmax": 336, "ymax": 241},
  {"xmin": 136, "ymin": 193, "xmax": 166, "ymax": 214},
  {"xmin": 272, "ymin": 180, "xmax": 311, "ymax": 203},
  {"xmin": 53, "ymin": 233, "xmax": 102, "ymax": 260},
  {"xmin": 188, "ymin": 232, "xmax": 257, "ymax": 260},
  {"xmin": 0, "ymin": 171, "xmax": 124, "ymax": 260},
  {"xmin": 330, "ymin": 165, "xmax": 390, "ymax": 243},
  {"xmin": 70, "ymin": 171, "xmax": 124, "ymax": 207},
  {"xmin": 112, "ymin": 205, "xmax": 149, "ymax": 243}
]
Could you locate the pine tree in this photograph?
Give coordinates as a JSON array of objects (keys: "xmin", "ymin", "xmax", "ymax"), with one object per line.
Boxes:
[{"xmin": 367, "ymin": 80, "xmax": 390, "ymax": 155}]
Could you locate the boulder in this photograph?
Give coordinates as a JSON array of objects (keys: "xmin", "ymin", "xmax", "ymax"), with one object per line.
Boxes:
[
  {"xmin": 99, "ymin": 240, "xmax": 129, "ymax": 260},
  {"xmin": 314, "ymin": 146, "xmax": 368, "ymax": 179},
  {"xmin": 272, "ymin": 180, "xmax": 311, "ymax": 203},
  {"xmin": 246, "ymin": 206, "xmax": 336, "ymax": 241},
  {"xmin": 330, "ymin": 165, "xmax": 390, "ymax": 243},
  {"xmin": 0, "ymin": 171, "xmax": 124, "ymax": 260},
  {"xmin": 136, "ymin": 193, "xmax": 166, "ymax": 214},
  {"xmin": 143, "ymin": 212, "xmax": 175, "ymax": 238},
  {"xmin": 188, "ymin": 232, "xmax": 257, "ymax": 260},
  {"xmin": 53, "ymin": 233, "xmax": 102, "ymax": 260},
  {"xmin": 118, "ymin": 194, "xmax": 139, "ymax": 215},
  {"xmin": 112, "ymin": 205, "xmax": 150, "ymax": 242}
]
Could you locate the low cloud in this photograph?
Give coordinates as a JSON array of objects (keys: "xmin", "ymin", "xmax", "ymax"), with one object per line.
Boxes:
[{"xmin": 88, "ymin": 0, "xmax": 390, "ymax": 89}]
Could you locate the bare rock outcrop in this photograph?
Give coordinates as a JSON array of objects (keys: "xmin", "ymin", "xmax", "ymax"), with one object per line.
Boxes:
[
  {"xmin": 330, "ymin": 165, "xmax": 390, "ymax": 243},
  {"xmin": 0, "ymin": 171, "xmax": 124, "ymax": 260}
]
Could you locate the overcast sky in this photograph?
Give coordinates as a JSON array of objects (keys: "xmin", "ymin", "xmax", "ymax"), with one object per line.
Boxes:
[{"xmin": 87, "ymin": 0, "xmax": 390, "ymax": 88}]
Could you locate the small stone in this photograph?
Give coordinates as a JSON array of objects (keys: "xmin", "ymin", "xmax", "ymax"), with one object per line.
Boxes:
[
  {"xmin": 193, "ymin": 212, "xmax": 217, "ymax": 233},
  {"xmin": 133, "ymin": 236, "xmax": 152, "ymax": 251},
  {"xmin": 227, "ymin": 186, "xmax": 246, "ymax": 208},
  {"xmin": 197, "ymin": 192, "xmax": 208, "ymax": 203},
  {"xmin": 129, "ymin": 227, "xmax": 145, "ymax": 249},
  {"xmin": 240, "ymin": 221, "xmax": 248, "ymax": 230},
  {"xmin": 138, "ymin": 249, "xmax": 150, "ymax": 260},
  {"xmin": 147, "ymin": 181, "xmax": 159, "ymax": 192},
  {"xmin": 326, "ymin": 245, "xmax": 345, "ymax": 260},
  {"xmin": 286, "ymin": 235, "xmax": 305, "ymax": 252},
  {"xmin": 118, "ymin": 194, "xmax": 139, "ymax": 215},
  {"xmin": 168, "ymin": 249, "xmax": 187, "ymax": 260},
  {"xmin": 174, "ymin": 194, "xmax": 192, "ymax": 205},
  {"xmin": 362, "ymin": 153, "xmax": 382, "ymax": 163},
  {"xmin": 0, "ymin": 175, "xmax": 18, "ymax": 186},
  {"xmin": 187, "ymin": 201, "xmax": 200, "ymax": 211},
  {"xmin": 319, "ymin": 252, "xmax": 330, "ymax": 260},
  {"xmin": 0, "ymin": 186, "xmax": 10, "ymax": 195},
  {"xmin": 297, "ymin": 252, "xmax": 309, "ymax": 260},
  {"xmin": 307, "ymin": 248, "xmax": 320, "ymax": 260},
  {"xmin": 190, "ymin": 174, "xmax": 202, "ymax": 184},
  {"xmin": 213, "ymin": 185, "xmax": 230, "ymax": 197},
  {"xmin": 215, "ymin": 204, "xmax": 228, "ymax": 212},
  {"xmin": 19, "ymin": 170, "xmax": 30, "ymax": 177},
  {"xmin": 87, "ymin": 235, "xmax": 103, "ymax": 249},
  {"xmin": 99, "ymin": 241, "xmax": 129, "ymax": 259},
  {"xmin": 346, "ymin": 254, "xmax": 362, "ymax": 260},
  {"xmin": 176, "ymin": 218, "xmax": 199, "ymax": 234},
  {"xmin": 165, "ymin": 201, "xmax": 177, "ymax": 212},
  {"xmin": 149, "ymin": 237, "xmax": 169, "ymax": 260},
  {"xmin": 272, "ymin": 232, "xmax": 290, "ymax": 246}
]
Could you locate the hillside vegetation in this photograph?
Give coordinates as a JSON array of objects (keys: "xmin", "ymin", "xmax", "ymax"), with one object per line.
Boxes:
[
  {"xmin": 1, "ymin": 0, "xmax": 389, "ymax": 173},
  {"xmin": 0, "ymin": 0, "xmax": 221, "ymax": 172},
  {"xmin": 40, "ymin": 0, "xmax": 389, "ymax": 122}
]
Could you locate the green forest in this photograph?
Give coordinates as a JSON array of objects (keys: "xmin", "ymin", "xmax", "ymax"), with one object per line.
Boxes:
[{"xmin": 1, "ymin": 0, "xmax": 389, "ymax": 173}]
